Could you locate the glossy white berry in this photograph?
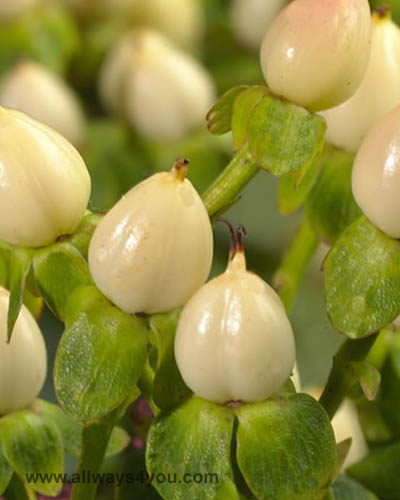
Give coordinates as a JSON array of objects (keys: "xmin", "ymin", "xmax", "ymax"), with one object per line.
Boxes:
[
  {"xmin": 0, "ymin": 287, "xmax": 47, "ymax": 415},
  {"xmin": 131, "ymin": 0, "xmax": 205, "ymax": 49},
  {"xmin": 321, "ymin": 8, "xmax": 400, "ymax": 153},
  {"xmin": 260, "ymin": 0, "xmax": 372, "ymax": 111},
  {"xmin": 352, "ymin": 104, "xmax": 400, "ymax": 239},
  {"xmin": 99, "ymin": 30, "xmax": 215, "ymax": 141},
  {"xmin": 0, "ymin": 0, "xmax": 38, "ymax": 22},
  {"xmin": 231, "ymin": 0, "xmax": 289, "ymax": 51},
  {"xmin": 0, "ymin": 61, "xmax": 86, "ymax": 147},
  {"xmin": 0, "ymin": 108, "xmax": 91, "ymax": 247},
  {"xmin": 175, "ymin": 229, "xmax": 296, "ymax": 404},
  {"xmin": 88, "ymin": 159, "xmax": 213, "ymax": 315}
]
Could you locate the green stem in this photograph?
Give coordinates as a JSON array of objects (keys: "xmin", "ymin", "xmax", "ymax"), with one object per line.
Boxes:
[
  {"xmin": 319, "ymin": 334, "xmax": 379, "ymax": 420},
  {"xmin": 273, "ymin": 219, "xmax": 319, "ymax": 313},
  {"xmin": 202, "ymin": 144, "xmax": 260, "ymax": 218},
  {"xmin": 5, "ymin": 475, "xmax": 36, "ymax": 500}
]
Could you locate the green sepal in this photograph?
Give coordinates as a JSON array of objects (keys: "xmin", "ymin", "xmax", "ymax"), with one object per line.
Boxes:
[
  {"xmin": 0, "ymin": 410, "xmax": 64, "ymax": 497},
  {"xmin": 6, "ymin": 247, "xmax": 33, "ymax": 342},
  {"xmin": 207, "ymin": 86, "xmax": 248, "ymax": 135},
  {"xmin": 324, "ymin": 216, "xmax": 400, "ymax": 338},
  {"xmin": 336, "ymin": 440, "xmax": 352, "ymax": 475},
  {"xmin": 305, "ymin": 149, "xmax": 361, "ymax": 245},
  {"xmin": 31, "ymin": 399, "xmax": 130, "ymax": 459},
  {"xmin": 329, "ymin": 475, "xmax": 378, "ymax": 500},
  {"xmin": 32, "ymin": 242, "xmax": 92, "ymax": 321},
  {"xmin": 146, "ymin": 397, "xmax": 237, "ymax": 500},
  {"xmin": 347, "ymin": 441, "xmax": 400, "ymax": 499},
  {"xmin": 149, "ymin": 309, "xmax": 192, "ymax": 411},
  {"xmin": 349, "ymin": 362, "xmax": 381, "ymax": 401},
  {"xmin": 0, "ymin": 444, "xmax": 13, "ymax": 495},
  {"xmin": 235, "ymin": 393, "xmax": 337, "ymax": 500},
  {"xmin": 54, "ymin": 300, "xmax": 148, "ymax": 421},
  {"xmin": 68, "ymin": 212, "xmax": 102, "ymax": 260}
]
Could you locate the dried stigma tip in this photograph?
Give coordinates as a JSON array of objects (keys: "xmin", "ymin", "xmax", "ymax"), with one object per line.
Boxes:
[
  {"xmin": 216, "ymin": 218, "xmax": 237, "ymax": 260},
  {"xmin": 172, "ymin": 157, "xmax": 190, "ymax": 181},
  {"xmin": 373, "ymin": 4, "xmax": 391, "ymax": 19},
  {"xmin": 236, "ymin": 225, "xmax": 248, "ymax": 252}
]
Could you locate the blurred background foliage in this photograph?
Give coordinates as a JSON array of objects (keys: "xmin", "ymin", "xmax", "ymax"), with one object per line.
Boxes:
[{"xmin": 1, "ymin": 0, "xmax": 392, "ymax": 496}]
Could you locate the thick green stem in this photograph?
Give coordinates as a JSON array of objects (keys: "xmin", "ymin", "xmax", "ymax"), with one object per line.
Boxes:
[
  {"xmin": 319, "ymin": 334, "xmax": 379, "ymax": 420},
  {"xmin": 202, "ymin": 144, "xmax": 260, "ymax": 218},
  {"xmin": 273, "ymin": 219, "xmax": 319, "ymax": 313},
  {"xmin": 5, "ymin": 475, "xmax": 36, "ymax": 500}
]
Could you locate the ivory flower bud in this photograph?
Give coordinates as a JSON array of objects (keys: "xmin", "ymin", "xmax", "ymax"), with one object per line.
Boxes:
[
  {"xmin": 0, "ymin": 61, "xmax": 86, "ymax": 146},
  {"xmin": 131, "ymin": 0, "xmax": 205, "ymax": 49},
  {"xmin": 231, "ymin": 0, "xmax": 290, "ymax": 51},
  {"xmin": 88, "ymin": 159, "xmax": 213, "ymax": 315},
  {"xmin": 0, "ymin": 287, "xmax": 47, "ymax": 415},
  {"xmin": 99, "ymin": 30, "xmax": 215, "ymax": 141},
  {"xmin": 0, "ymin": 108, "xmax": 91, "ymax": 247},
  {"xmin": 175, "ymin": 235, "xmax": 296, "ymax": 404},
  {"xmin": 0, "ymin": 0, "xmax": 38, "ymax": 22},
  {"xmin": 352, "ymin": 105, "xmax": 400, "ymax": 238},
  {"xmin": 260, "ymin": 0, "xmax": 372, "ymax": 111},
  {"xmin": 321, "ymin": 8, "xmax": 400, "ymax": 153}
]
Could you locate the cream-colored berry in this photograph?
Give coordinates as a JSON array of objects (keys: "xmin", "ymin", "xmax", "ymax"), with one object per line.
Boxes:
[
  {"xmin": 260, "ymin": 0, "xmax": 372, "ymax": 111},
  {"xmin": 352, "ymin": 105, "xmax": 400, "ymax": 238},
  {"xmin": 99, "ymin": 30, "xmax": 215, "ymax": 141},
  {"xmin": 175, "ymin": 228, "xmax": 296, "ymax": 404},
  {"xmin": 0, "ymin": 61, "xmax": 86, "ymax": 147},
  {"xmin": 0, "ymin": 287, "xmax": 47, "ymax": 415},
  {"xmin": 0, "ymin": 108, "xmax": 91, "ymax": 247},
  {"xmin": 321, "ymin": 8, "xmax": 400, "ymax": 153},
  {"xmin": 88, "ymin": 159, "xmax": 213, "ymax": 315}
]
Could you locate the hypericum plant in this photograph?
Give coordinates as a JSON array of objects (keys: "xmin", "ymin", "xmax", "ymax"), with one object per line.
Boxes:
[{"xmin": 2, "ymin": 1, "xmax": 400, "ymax": 500}]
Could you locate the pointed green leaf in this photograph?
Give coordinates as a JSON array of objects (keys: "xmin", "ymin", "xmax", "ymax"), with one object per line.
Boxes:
[
  {"xmin": 55, "ymin": 302, "xmax": 148, "ymax": 421},
  {"xmin": 324, "ymin": 216, "xmax": 400, "ymax": 338},
  {"xmin": 231, "ymin": 86, "xmax": 267, "ymax": 151},
  {"xmin": 247, "ymin": 95, "xmax": 326, "ymax": 176},
  {"xmin": 336, "ymin": 440, "xmax": 352, "ymax": 474},
  {"xmin": 236, "ymin": 394, "xmax": 337, "ymax": 500},
  {"xmin": 149, "ymin": 309, "xmax": 191, "ymax": 410},
  {"xmin": 32, "ymin": 399, "xmax": 130, "ymax": 458},
  {"xmin": 7, "ymin": 247, "xmax": 33, "ymax": 342},
  {"xmin": 347, "ymin": 441, "xmax": 400, "ymax": 499},
  {"xmin": 33, "ymin": 242, "xmax": 92, "ymax": 320},
  {"xmin": 330, "ymin": 475, "xmax": 377, "ymax": 500},
  {"xmin": 146, "ymin": 397, "xmax": 236, "ymax": 500},
  {"xmin": 306, "ymin": 149, "xmax": 361, "ymax": 245},
  {"xmin": 0, "ymin": 410, "xmax": 64, "ymax": 497},
  {"xmin": 0, "ymin": 444, "xmax": 12, "ymax": 495},
  {"xmin": 207, "ymin": 86, "xmax": 248, "ymax": 135},
  {"xmin": 349, "ymin": 362, "xmax": 381, "ymax": 401}
]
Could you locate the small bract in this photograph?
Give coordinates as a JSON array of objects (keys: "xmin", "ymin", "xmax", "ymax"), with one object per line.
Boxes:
[
  {"xmin": 175, "ymin": 223, "xmax": 296, "ymax": 404},
  {"xmin": 321, "ymin": 7, "xmax": 400, "ymax": 153},
  {"xmin": 0, "ymin": 287, "xmax": 47, "ymax": 415},
  {"xmin": 99, "ymin": 30, "xmax": 215, "ymax": 141},
  {"xmin": 260, "ymin": 0, "xmax": 372, "ymax": 111},
  {"xmin": 0, "ymin": 108, "xmax": 91, "ymax": 247},
  {"xmin": 0, "ymin": 61, "xmax": 86, "ymax": 147},
  {"xmin": 352, "ymin": 105, "xmax": 400, "ymax": 239},
  {"xmin": 88, "ymin": 159, "xmax": 213, "ymax": 315}
]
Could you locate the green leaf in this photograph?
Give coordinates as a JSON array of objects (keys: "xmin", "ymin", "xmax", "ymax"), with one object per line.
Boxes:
[
  {"xmin": 3, "ymin": 474, "xmax": 37, "ymax": 500},
  {"xmin": 6, "ymin": 247, "xmax": 33, "ymax": 342},
  {"xmin": 55, "ymin": 302, "xmax": 148, "ymax": 421},
  {"xmin": 306, "ymin": 149, "xmax": 361, "ymax": 245},
  {"xmin": 330, "ymin": 475, "xmax": 378, "ymax": 500},
  {"xmin": 324, "ymin": 216, "xmax": 400, "ymax": 338},
  {"xmin": 149, "ymin": 309, "xmax": 192, "ymax": 410},
  {"xmin": 357, "ymin": 400, "xmax": 393, "ymax": 445},
  {"xmin": 236, "ymin": 394, "xmax": 337, "ymax": 500},
  {"xmin": 207, "ymin": 86, "xmax": 248, "ymax": 135},
  {"xmin": 212, "ymin": 480, "xmax": 240, "ymax": 500},
  {"xmin": 278, "ymin": 152, "xmax": 324, "ymax": 214},
  {"xmin": 247, "ymin": 94, "xmax": 326, "ymax": 176},
  {"xmin": 349, "ymin": 362, "xmax": 381, "ymax": 401},
  {"xmin": 231, "ymin": 86, "xmax": 267, "ymax": 151},
  {"xmin": 33, "ymin": 242, "xmax": 92, "ymax": 321},
  {"xmin": 347, "ymin": 441, "xmax": 400, "ymax": 499},
  {"xmin": 0, "ymin": 410, "xmax": 64, "ymax": 497},
  {"xmin": 32, "ymin": 399, "xmax": 130, "ymax": 458},
  {"xmin": 0, "ymin": 444, "xmax": 12, "ymax": 495},
  {"xmin": 146, "ymin": 397, "xmax": 237, "ymax": 500},
  {"xmin": 68, "ymin": 212, "xmax": 102, "ymax": 260}
]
